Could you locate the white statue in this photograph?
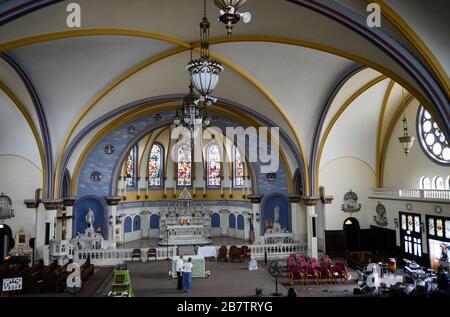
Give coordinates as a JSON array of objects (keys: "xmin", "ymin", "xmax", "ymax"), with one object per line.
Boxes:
[
  {"xmin": 86, "ymin": 208, "xmax": 95, "ymax": 230},
  {"xmin": 274, "ymin": 205, "xmax": 280, "ymax": 224}
]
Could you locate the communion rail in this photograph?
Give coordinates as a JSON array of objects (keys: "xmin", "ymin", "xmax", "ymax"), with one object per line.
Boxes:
[
  {"xmin": 212, "ymin": 243, "xmax": 308, "ymax": 261},
  {"xmin": 73, "ymin": 246, "xmax": 177, "ymax": 266}
]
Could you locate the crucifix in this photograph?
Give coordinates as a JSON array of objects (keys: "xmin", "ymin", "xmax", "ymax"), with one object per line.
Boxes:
[{"xmin": 57, "ymin": 212, "xmax": 74, "ymax": 240}]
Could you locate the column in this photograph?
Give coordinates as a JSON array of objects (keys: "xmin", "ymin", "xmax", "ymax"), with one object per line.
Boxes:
[
  {"xmin": 24, "ymin": 199, "xmax": 41, "ymax": 264},
  {"xmin": 105, "ymin": 196, "xmax": 121, "ymax": 248},
  {"xmin": 63, "ymin": 198, "xmax": 77, "ymax": 241},
  {"xmin": 302, "ymin": 196, "xmax": 319, "ymax": 259},
  {"xmin": 288, "ymin": 194, "xmax": 302, "ymax": 242},
  {"xmin": 320, "ymin": 195, "xmax": 334, "ymax": 254},
  {"xmin": 248, "ymin": 194, "xmax": 263, "ymax": 242},
  {"xmin": 42, "ymin": 199, "xmax": 63, "ymax": 265}
]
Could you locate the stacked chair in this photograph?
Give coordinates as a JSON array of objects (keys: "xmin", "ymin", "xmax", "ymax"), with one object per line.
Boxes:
[{"xmin": 288, "ymin": 254, "xmax": 348, "ymax": 285}]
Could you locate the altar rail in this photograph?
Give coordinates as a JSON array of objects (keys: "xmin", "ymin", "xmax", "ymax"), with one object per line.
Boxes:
[
  {"xmin": 370, "ymin": 188, "xmax": 450, "ymax": 201},
  {"xmin": 73, "ymin": 247, "xmax": 177, "ymax": 266},
  {"xmin": 211, "ymin": 243, "xmax": 308, "ymax": 261}
]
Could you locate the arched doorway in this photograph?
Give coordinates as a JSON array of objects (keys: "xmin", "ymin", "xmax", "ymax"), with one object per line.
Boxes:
[
  {"xmin": 0, "ymin": 224, "xmax": 13, "ymax": 263},
  {"xmin": 343, "ymin": 217, "xmax": 360, "ymax": 251}
]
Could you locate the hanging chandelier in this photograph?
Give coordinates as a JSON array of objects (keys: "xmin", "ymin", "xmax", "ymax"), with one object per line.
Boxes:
[
  {"xmin": 187, "ymin": 0, "xmax": 223, "ymax": 106},
  {"xmin": 398, "ymin": 116, "xmax": 415, "ymax": 156},
  {"xmin": 214, "ymin": 0, "xmax": 252, "ymax": 37},
  {"xmin": 173, "ymin": 83, "xmax": 211, "ymax": 143}
]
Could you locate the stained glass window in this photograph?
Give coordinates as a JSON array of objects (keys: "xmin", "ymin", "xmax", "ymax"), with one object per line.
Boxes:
[
  {"xmin": 445, "ymin": 220, "xmax": 450, "ymax": 239},
  {"xmin": 407, "ymin": 215, "xmax": 413, "ymax": 232},
  {"xmin": 177, "ymin": 145, "xmax": 192, "ymax": 186},
  {"xmin": 233, "ymin": 146, "xmax": 244, "ymax": 187},
  {"xmin": 148, "ymin": 144, "xmax": 163, "ymax": 187},
  {"xmin": 401, "ymin": 215, "xmax": 406, "ymax": 230},
  {"xmin": 125, "ymin": 146, "xmax": 137, "ymax": 187},
  {"xmin": 428, "ymin": 218, "xmax": 435, "ymax": 236},
  {"xmin": 434, "ymin": 176, "xmax": 445, "ymax": 190},
  {"xmin": 417, "ymin": 106, "xmax": 450, "ymax": 164},
  {"xmin": 207, "ymin": 144, "xmax": 221, "ymax": 186},
  {"xmin": 414, "ymin": 216, "xmax": 420, "ymax": 233},
  {"xmin": 420, "ymin": 177, "xmax": 431, "ymax": 189},
  {"xmin": 436, "ymin": 219, "xmax": 444, "ymax": 237}
]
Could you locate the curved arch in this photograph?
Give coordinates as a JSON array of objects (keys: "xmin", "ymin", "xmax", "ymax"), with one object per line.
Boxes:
[
  {"xmin": 0, "ymin": 154, "xmax": 42, "ymax": 172},
  {"xmin": 133, "ymin": 215, "xmax": 141, "ymax": 231},
  {"xmin": 0, "ymin": 81, "xmax": 46, "ymax": 195},
  {"xmin": 237, "ymin": 214, "xmax": 245, "ymax": 230},
  {"xmin": 228, "ymin": 213, "xmax": 236, "ymax": 229},
  {"xmin": 147, "ymin": 142, "xmax": 164, "ymax": 188},
  {"xmin": 319, "ymin": 156, "xmax": 376, "ymax": 176},
  {"xmin": 73, "ymin": 195, "xmax": 108, "ymax": 239},
  {"xmin": 124, "ymin": 216, "xmax": 132, "ymax": 233},
  {"xmin": 445, "ymin": 175, "xmax": 450, "ymax": 190},
  {"xmin": 149, "ymin": 213, "xmax": 160, "ymax": 229},
  {"xmin": 260, "ymin": 192, "xmax": 291, "ymax": 234},
  {"xmin": 211, "ymin": 212, "xmax": 221, "ymax": 228}
]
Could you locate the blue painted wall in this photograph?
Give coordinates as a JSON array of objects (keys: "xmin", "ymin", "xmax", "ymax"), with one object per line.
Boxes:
[
  {"xmin": 237, "ymin": 214, "xmax": 245, "ymax": 230},
  {"xmin": 260, "ymin": 193, "xmax": 290, "ymax": 234},
  {"xmin": 229, "ymin": 214, "xmax": 236, "ymax": 229},
  {"xmin": 73, "ymin": 196, "xmax": 108, "ymax": 239},
  {"xmin": 124, "ymin": 216, "xmax": 132, "ymax": 233},
  {"xmin": 150, "ymin": 214, "xmax": 159, "ymax": 229},
  {"xmin": 211, "ymin": 213, "xmax": 220, "ymax": 228}
]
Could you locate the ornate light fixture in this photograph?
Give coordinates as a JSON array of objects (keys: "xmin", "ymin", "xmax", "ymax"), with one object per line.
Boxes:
[
  {"xmin": 187, "ymin": 0, "xmax": 223, "ymax": 106},
  {"xmin": 173, "ymin": 83, "xmax": 211, "ymax": 143},
  {"xmin": 398, "ymin": 116, "xmax": 415, "ymax": 156},
  {"xmin": 214, "ymin": 0, "xmax": 252, "ymax": 37},
  {"xmin": 0, "ymin": 193, "xmax": 14, "ymax": 220}
]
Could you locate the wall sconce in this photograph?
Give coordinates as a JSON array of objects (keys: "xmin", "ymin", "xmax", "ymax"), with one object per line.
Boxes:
[
  {"xmin": 394, "ymin": 218, "xmax": 399, "ymax": 228},
  {"xmin": 255, "ymin": 211, "xmax": 260, "ymax": 222}
]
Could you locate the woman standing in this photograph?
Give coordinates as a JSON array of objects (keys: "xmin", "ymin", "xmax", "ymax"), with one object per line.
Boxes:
[{"xmin": 182, "ymin": 257, "xmax": 193, "ymax": 293}]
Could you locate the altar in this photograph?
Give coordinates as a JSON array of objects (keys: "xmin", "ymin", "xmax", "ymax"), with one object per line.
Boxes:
[
  {"xmin": 159, "ymin": 225, "xmax": 212, "ymax": 246},
  {"xmin": 171, "ymin": 255, "xmax": 206, "ymax": 278}
]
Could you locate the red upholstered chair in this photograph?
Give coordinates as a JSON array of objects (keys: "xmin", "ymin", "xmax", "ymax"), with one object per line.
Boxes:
[
  {"xmin": 147, "ymin": 248, "xmax": 157, "ymax": 261},
  {"xmin": 331, "ymin": 262, "xmax": 348, "ymax": 283},
  {"xmin": 240, "ymin": 246, "xmax": 251, "ymax": 262},
  {"xmin": 289, "ymin": 266, "xmax": 306, "ymax": 285},
  {"xmin": 229, "ymin": 246, "xmax": 241, "ymax": 262},
  {"xmin": 217, "ymin": 246, "xmax": 228, "ymax": 262},
  {"xmin": 316, "ymin": 262, "xmax": 333, "ymax": 284},
  {"xmin": 131, "ymin": 249, "xmax": 141, "ymax": 261}
]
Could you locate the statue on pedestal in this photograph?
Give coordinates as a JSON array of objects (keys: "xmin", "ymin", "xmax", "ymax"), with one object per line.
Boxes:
[
  {"xmin": 86, "ymin": 208, "xmax": 95, "ymax": 230},
  {"xmin": 273, "ymin": 205, "xmax": 282, "ymax": 232}
]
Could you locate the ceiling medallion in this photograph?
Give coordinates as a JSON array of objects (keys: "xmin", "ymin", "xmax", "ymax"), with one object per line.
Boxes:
[
  {"xmin": 435, "ymin": 205, "xmax": 442, "ymax": 214},
  {"xmin": 90, "ymin": 171, "xmax": 102, "ymax": 183},
  {"xmin": 406, "ymin": 203, "xmax": 412, "ymax": 211},
  {"xmin": 266, "ymin": 173, "xmax": 276, "ymax": 182},
  {"xmin": 154, "ymin": 114, "xmax": 162, "ymax": 121},
  {"xmin": 128, "ymin": 125, "xmax": 136, "ymax": 135},
  {"xmin": 104, "ymin": 144, "xmax": 115, "ymax": 155},
  {"xmin": 214, "ymin": 0, "xmax": 252, "ymax": 37}
]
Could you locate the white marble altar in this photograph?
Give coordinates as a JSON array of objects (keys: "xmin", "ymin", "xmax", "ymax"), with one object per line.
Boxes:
[{"xmin": 159, "ymin": 224, "xmax": 212, "ymax": 246}]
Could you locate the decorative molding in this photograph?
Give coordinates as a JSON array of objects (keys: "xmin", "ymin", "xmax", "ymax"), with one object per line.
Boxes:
[
  {"xmin": 247, "ymin": 194, "xmax": 263, "ymax": 204},
  {"xmin": 288, "ymin": 194, "xmax": 302, "ymax": 203},
  {"xmin": 42, "ymin": 199, "xmax": 63, "ymax": 210},
  {"xmin": 63, "ymin": 197, "xmax": 77, "ymax": 207},
  {"xmin": 104, "ymin": 196, "xmax": 121, "ymax": 206},
  {"xmin": 321, "ymin": 196, "xmax": 334, "ymax": 204},
  {"xmin": 302, "ymin": 196, "xmax": 319, "ymax": 206},
  {"xmin": 24, "ymin": 199, "xmax": 40, "ymax": 209}
]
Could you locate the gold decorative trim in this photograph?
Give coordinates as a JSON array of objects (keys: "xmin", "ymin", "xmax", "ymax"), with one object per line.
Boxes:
[
  {"xmin": 315, "ymin": 76, "xmax": 387, "ymax": 192},
  {"xmin": 0, "ymin": 81, "xmax": 46, "ymax": 196}
]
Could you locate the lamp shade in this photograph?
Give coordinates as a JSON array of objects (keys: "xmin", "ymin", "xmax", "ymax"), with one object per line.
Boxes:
[
  {"xmin": 399, "ymin": 135, "xmax": 415, "ymax": 155},
  {"xmin": 187, "ymin": 58, "xmax": 223, "ymax": 97},
  {"xmin": 214, "ymin": 0, "xmax": 247, "ymax": 10}
]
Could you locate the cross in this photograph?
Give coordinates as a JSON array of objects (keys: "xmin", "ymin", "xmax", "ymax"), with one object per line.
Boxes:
[{"xmin": 57, "ymin": 213, "xmax": 74, "ymax": 240}]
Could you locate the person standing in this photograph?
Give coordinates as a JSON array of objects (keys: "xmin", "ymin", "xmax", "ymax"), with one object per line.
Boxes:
[
  {"xmin": 176, "ymin": 255, "xmax": 184, "ymax": 290},
  {"xmin": 182, "ymin": 257, "xmax": 193, "ymax": 293}
]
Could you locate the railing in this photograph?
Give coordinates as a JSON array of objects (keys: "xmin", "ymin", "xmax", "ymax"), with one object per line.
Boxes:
[
  {"xmin": 211, "ymin": 242, "xmax": 307, "ymax": 261},
  {"xmin": 371, "ymin": 188, "xmax": 450, "ymax": 201},
  {"xmin": 73, "ymin": 246, "xmax": 177, "ymax": 266}
]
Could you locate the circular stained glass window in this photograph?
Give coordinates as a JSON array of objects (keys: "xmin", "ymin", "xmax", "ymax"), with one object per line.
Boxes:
[{"xmin": 417, "ymin": 106, "xmax": 450, "ymax": 165}]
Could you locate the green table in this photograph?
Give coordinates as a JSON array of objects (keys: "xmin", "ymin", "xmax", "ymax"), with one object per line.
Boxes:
[{"xmin": 172, "ymin": 255, "xmax": 206, "ymax": 278}]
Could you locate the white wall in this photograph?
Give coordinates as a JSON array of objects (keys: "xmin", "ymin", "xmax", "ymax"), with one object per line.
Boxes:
[
  {"xmin": 0, "ymin": 156, "xmax": 42, "ymax": 239},
  {"xmin": 319, "ymin": 157, "xmax": 376, "ymax": 230},
  {"xmin": 383, "ymin": 101, "xmax": 450, "ymax": 188}
]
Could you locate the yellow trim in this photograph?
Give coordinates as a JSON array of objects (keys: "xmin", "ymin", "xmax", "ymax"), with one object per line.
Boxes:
[
  {"xmin": 315, "ymin": 76, "xmax": 387, "ymax": 192},
  {"xmin": 3, "ymin": 31, "xmax": 433, "ymax": 196},
  {"xmin": 370, "ymin": 0, "xmax": 450, "ymax": 99},
  {"xmin": 378, "ymin": 94, "xmax": 414, "ymax": 186},
  {"xmin": 137, "ymin": 133, "xmax": 152, "ymax": 178},
  {"xmin": 143, "ymin": 128, "xmax": 167, "ymax": 178},
  {"xmin": 71, "ymin": 103, "xmax": 294, "ymax": 195},
  {"xmin": 319, "ymin": 156, "xmax": 376, "ymax": 176},
  {"xmin": 0, "ymin": 81, "xmax": 46, "ymax": 196},
  {"xmin": 375, "ymin": 80, "xmax": 395, "ymax": 187},
  {"xmin": 120, "ymin": 190, "xmax": 249, "ymax": 202},
  {"xmin": 0, "ymin": 154, "xmax": 42, "ymax": 173}
]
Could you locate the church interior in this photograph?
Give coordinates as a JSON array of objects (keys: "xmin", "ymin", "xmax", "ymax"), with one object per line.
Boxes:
[{"xmin": 0, "ymin": 0, "xmax": 449, "ymax": 299}]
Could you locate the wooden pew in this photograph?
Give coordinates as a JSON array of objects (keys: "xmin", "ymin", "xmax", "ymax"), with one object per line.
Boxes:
[
  {"xmin": 45, "ymin": 260, "xmax": 72, "ymax": 293},
  {"xmin": 80, "ymin": 256, "xmax": 94, "ymax": 283}
]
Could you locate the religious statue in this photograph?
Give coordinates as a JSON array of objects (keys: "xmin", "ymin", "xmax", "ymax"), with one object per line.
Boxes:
[
  {"xmin": 86, "ymin": 208, "xmax": 95, "ymax": 230},
  {"xmin": 274, "ymin": 205, "xmax": 280, "ymax": 224}
]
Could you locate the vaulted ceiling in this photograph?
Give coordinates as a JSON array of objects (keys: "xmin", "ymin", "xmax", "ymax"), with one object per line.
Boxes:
[{"xmin": 0, "ymin": 0, "xmax": 448, "ymax": 199}]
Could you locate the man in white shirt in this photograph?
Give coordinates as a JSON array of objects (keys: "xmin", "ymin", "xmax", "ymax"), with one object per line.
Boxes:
[{"xmin": 176, "ymin": 255, "xmax": 184, "ymax": 290}]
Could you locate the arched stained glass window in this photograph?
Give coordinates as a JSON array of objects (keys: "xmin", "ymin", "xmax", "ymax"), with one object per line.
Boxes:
[
  {"xmin": 207, "ymin": 144, "xmax": 221, "ymax": 186},
  {"xmin": 433, "ymin": 176, "xmax": 445, "ymax": 190},
  {"xmin": 177, "ymin": 145, "xmax": 192, "ymax": 186},
  {"xmin": 421, "ymin": 177, "xmax": 431, "ymax": 190},
  {"xmin": 125, "ymin": 145, "xmax": 137, "ymax": 187},
  {"xmin": 233, "ymin": 146, "xmax": 244, "ymax": 187},
  {"xmin": 417, "ymin": 106, "xmax": 450, "ymax": 165},
  {"xmin": 148, "ymin": 144, "xmax": 163, "ymax": 187}
]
